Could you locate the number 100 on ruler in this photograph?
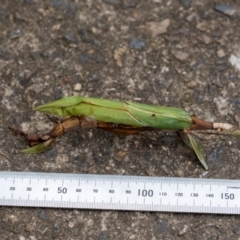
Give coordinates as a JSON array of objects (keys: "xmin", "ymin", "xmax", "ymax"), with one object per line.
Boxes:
[{"xmin": 0, "ymin": 172, "xmax": 240, "ymax": 214}]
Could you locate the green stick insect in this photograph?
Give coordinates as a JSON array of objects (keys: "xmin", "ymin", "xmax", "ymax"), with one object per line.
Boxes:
[{"xmin": 10, "ymin": 96, "xmax": 240, "ymax": 170}]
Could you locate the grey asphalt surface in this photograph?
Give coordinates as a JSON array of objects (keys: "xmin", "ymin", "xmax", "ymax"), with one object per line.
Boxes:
[{"xmin": 0, "ymin": 0, "xmax": 240, "ymax": 239}]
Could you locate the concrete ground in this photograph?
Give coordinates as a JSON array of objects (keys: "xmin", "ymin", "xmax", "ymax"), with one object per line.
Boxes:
[{"xmin": 0, "ymin": 0, "xmax": 240, "ymax": 239}]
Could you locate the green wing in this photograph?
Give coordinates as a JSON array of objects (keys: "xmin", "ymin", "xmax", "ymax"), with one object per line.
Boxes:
[
  {"xmin": 34, "ymin": 96, "xmax": 192, "ymax": 130},
  {"xmin": 179, "ymin": 131, "xmax": 208, "ymax": 170},
  {"xmin": 20, "ymin": 139, "xmax": 55, "ymax": 154}
]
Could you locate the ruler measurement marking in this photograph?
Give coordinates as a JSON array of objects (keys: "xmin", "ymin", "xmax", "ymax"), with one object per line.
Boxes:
[{"xmin": 0, "ymin": 172, "xmax": 240, "ymax": 214}]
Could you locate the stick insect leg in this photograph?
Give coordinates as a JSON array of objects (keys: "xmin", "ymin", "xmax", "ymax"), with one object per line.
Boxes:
[
  {"xmin": 190, "ymin": 116, "xmax": 234, "ymax": 132},
  {"xmin": 9, "ymin": 116, "xmax": 98, "ymax": 150},
  {"xmin": 49, "ymin": 116, "xmax": 97, "ymax": 138},
  {"xmin": 97, "ymin": 123, "xmax": 163, "ymax": 147},
  {"xmin": 97, "ymin": 123, "xmax": 150, "ymax": 136},
  {"xmin": 8, "ymin": 126, "xmax": 50, "ymax": 147}
]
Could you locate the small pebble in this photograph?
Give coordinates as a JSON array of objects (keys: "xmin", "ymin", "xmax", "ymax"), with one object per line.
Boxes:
[
  {"xmin": 63, "ymin": 33, "xmax": 76, "ymax": 42},
  {"xmin": 172, "ymin": 50, "xmax": 189, "ymax": 61},
  {"xmin": 123, "ymin": 0, "xmax": 139, "ymax": 8},
  {"xmin": 233, "ymin": 228, "xmax": 240, "ymax": 236},
  {"xmin": 159, "ymin": 221, "xmax": 168, "ymax": 232},
  {"xmin": 79, "ymin": 54, "xmax": 89, "ymax": 62},
  {"xmin": 206, "ymin": 146, "xmax": 226, "ymax": 168},
  {"xmin": 202, "ymin": 171, "xmax": 209, "ymax": 177},
  {"xmin": 187, "ymin": 80, "xmax": 197, "ymax": 88},
  {"xmin": 146, "ymin": 19, "xmax": 170, "ymax": 37},
  {"xmin": 73, "ymin": 82, "xmax": 82, "ymax": 91},
  {"xmin": 88, "ymin": 74, "xmax": 99, "ymax": 81},
  {"xmin": 52, "ymin": 0, "xmax": 77, "ymax": 18},
  {"xmin": 114, "ymin": 45, "xmax": 127, "ymax": 67},
  {"xmin": 180, "ymin": 0, "xmax": 192, "ymax": 9},
  {"xmin": 176, "ymin": 169, "xmax": 184, "ymax": 177},
  {"xmin": 25, "ymin": 223, "xmax": 35, "ymax": 232},
  {"xmin": 51, "ymin": 23, "xmax": 61, "ymax": 31},
  {"xmin": 217, "ymin": 49, "xmax": 226, "ymax": 58},
  {"xmin": 229, "ymin": 54, "xmax": 240, "ymax": 71},
  {"xmin": 200, "ymin": 34, "xmax": 212, "ymax": 44},
  {"xmin": 159, "ymin": 78, "xmax": 173, "ymax": 88},
  {"xmin": 0, "ymin": 50, "xmax": 10, "ymax": 60},
  {"xmin": 38, "ymin": 210, "xmax": 49, "ymax": 221},
  {"xmin": 186, "ymin": 12, "xmax": 197, "ymax": 22},
  {"xmin": 234, "ymin": 115, "xmax": 240, "ymax": 128},
  {"xmin": 178, "ymin": 225, "xmax": 189, "ymax": 236},
  {"xmin": 98, "ymin": 232, "xmax": 107, "ymax": 240},
  {"xmin": 214, "ymin": 97, "xmax": 230, "ymax": 116},
  {"xmin": 9, "ymin": 29, "xmax": 21, "ymax": 39},
  {"xmin": 196, "ymin": 21, "xmax": 209, "ymax": 32},
  {"xmin": 129, "ymin": 38, "xmax": 146, "ymax": 50},
  {"xmin": 215, "ymin": 5, "xmax": 238, "ymax": 18},
  {"xmin": 68, "ymin": 220, "xmax": 75, "ymax": 228},
  {"xmin": 162, "ymin": 165, "xmax": 169, "ymax": 174}
]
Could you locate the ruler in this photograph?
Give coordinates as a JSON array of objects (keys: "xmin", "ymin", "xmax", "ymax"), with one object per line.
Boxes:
[{"xmin": 0, "ymin": 171, "xmax": 240, "ymax": 214}]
